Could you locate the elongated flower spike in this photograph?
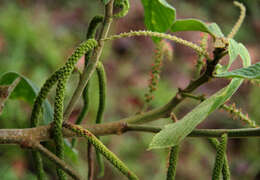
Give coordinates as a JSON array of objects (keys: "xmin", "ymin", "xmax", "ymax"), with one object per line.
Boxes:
[
  {"xmin": 227, "ymin": 1, "xmax": 246, "ymax": 39},
  {"xmin": 30, "ymin": 39, "xmax": 97, "ymax": 180},
  {"xmin": 212, "ymin": 134, "xmax": 228, "ymax": 180},
  {"xmin": 144, "ymin": 40, "xmax": 173, "ymax": 108},
  {"xmin": 63, "ymin": 122, "xmax": 139, "ymax": 180},
  {"xmin": 103, "ymin": 30, "xmax": 210, "ymax": 59}
]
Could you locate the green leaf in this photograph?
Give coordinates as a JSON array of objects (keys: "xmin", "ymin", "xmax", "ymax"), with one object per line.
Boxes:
[
  {"xmin": 171, "ymin": 18, "xmax": 213, "ymax": 36},
  {"xmin": 102, "ymin": 0, "xmax": 111, "ymax": 4},
  {"xmin": 207, "ymin": 23, "xmax": 224, "ymax": 37},
  {"xmin": 0, "ymin": 72, "xmax": 53, "ymax": 124},
  {"xmin": 216, "ymin": 40, "xmax": 252, "ymax": 78},
  {"xmin": 64, "ymin": 139, "xmax": 79, "ymax": 163},
  {"xmin": 141, "ymin": 0, "xmax": 176, "ymax": 42},
  {"xmin": 149, "ymin": 43, "xmax": 251, "ymax": 149},
  {"xmin": 216, "ymin": 62, "xmax": 260, "ymax": 79}
]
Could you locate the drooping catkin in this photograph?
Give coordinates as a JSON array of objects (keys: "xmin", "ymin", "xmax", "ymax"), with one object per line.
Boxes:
[
  {"xmin": 72, "ymin": 15, "xmax": 104, "ymax": 148},
  {"xmin": 53, "ymin": 79, "xmax": 67, "ymax": 180},
  {"xmin": 144, "ymin": 40, "xmax": 173, "ymax": 107},
  {"xmin": 63, "ymin": 122, "xmax": 139, "ymax": 180},
  {"xmin": 166, "ymin": 145, "xmax": 180, "ymax": 180},
  {"xmin": 212, "ymin": 134, "xmax": 228, "ymax": 180},
  {"xmin": 30, "ymin": 39, "xmax": 97, "ymax": 180},
  {"xmin": 94, "ymin": 61, "xmax": 107, "ymax": 177},
  {"xmin": 208, "ymin": 138, "xmax": 230, "ymax": 180}
]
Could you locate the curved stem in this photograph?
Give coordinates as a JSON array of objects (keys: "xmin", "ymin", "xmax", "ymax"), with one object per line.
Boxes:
[{"xmin": 63, "ymin": 0, "xmax": 114, "ymax": 122}]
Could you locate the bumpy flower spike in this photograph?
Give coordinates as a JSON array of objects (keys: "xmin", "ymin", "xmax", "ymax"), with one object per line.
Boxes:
[
  {"xmin": 166, "ymin": 145, "xmax": 180, "ymax": 180},
  {"xmin": 102, "ymin": 30, "xmax": 210, "ymax": 59},
  {"xmin": 227, "ymin": 1, "xmax": 246, "ymax": 39},
  {"xmin": 63, "ymin": 122, "xmax": 139, "ymax": 180},
  {"xmin": 94, "ymin": 61, "xmax": 107, "ymax": 177},
  {"xmin": 212, "ymin": 134, "xmax": 228, "ymax": 180},
  {"xmin": 30, "ymin": 39, "xmax": 97, "ymax": 180},
  {"xmin": 144, "ymin": 40, "xmax": 173, "ymax": 109},
  {"xmin": 114, "ymin": 0, "xmax": 130, "ymax": 18},
  {"xmin": 72, "ymin": 15, "xmax": 104, "ymax": 148}
]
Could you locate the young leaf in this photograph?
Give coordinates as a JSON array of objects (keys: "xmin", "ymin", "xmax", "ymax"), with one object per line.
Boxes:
[
  {"xmin": 208, "ymin": 23, "xmax": 224, "ymax": 37},
  {"xmin": 216, "ymin": 62, "xmax": 260, "ymax": 79},
  {"xmin": 141, "ymin": 0, "xmax": 176, "ymax": 42},
  {"xmin": 171, "ymin": 18, "xmax": 214, "ymax": 36},
  {"xmin": 0, "ymin": 72, "xmax": 53, "ymax": 124},
  {"xmin": 149, "ymin": 43, "xmax": 251, "ymax": 150}
]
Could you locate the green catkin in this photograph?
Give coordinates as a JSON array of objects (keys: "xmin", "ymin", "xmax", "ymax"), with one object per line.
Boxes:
[
  {"xmin": 52, "ymin": 39, "xmax": 97, "ymax": 179},
  {"xmin": 144, "ymin": 41, "xmax": 164, "ymax": 105},
  {"xmin": 195, "ymin": 33, "xmax": 208, "ymax": 78},
  {"xmin": 96, "ymin": 62, "xmax": 107, "ymax": 124},
  {"xmin": 30, "ymin": 39, "xmax": 97, "ymax": 180},
  {"xmin": 114, "ymin": 0, "xmax": 130, "ymax": 18},
  {"xmin": 222, "ymin": 103, "xmax": 258, "ymax": 128},
  {"xmin": 208, "ymin": 138, "xmax": 230, "ymax": 180},
  {"xmin": 212, "ymin": 134, "xmax": 228, "ymax": 180},
  {"xmin": 72, "ymin": 15, "xmax": 104, "ymax": 148},
  {"xmin": 227, "ymin": 1, "xmax": 246, "ymax": 39},
  {"xmin": 102, "ymin": 30, "xmax": 210, "ymax": 59},
  {"xmin": 31, "ymin": 39, "xmax": 97, "ymax": 128},
  {"xmin": 95, "ymin": 61, "xmax": 107, "ymax": 177},
  {"xmin": 53, "ymin": 80, "xmax": 67, "ymax": 180},
  {"xmin": 63, "ymin": 122, "xmax": 139, "ymax": 180},
  {"xmin": 85, "ymin": 15, "xmax": 104, "ymax": 67},
  {"xmin": 166, "ymin": 145, "xmax": 180, "ymax": 180}
]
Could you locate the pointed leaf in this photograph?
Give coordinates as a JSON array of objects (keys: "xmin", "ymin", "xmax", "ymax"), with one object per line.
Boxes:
[
  {"xmin": 216, "ymin": 62, "xmax": 260, "ymax": 79},
  {"xmin": 141, "ymin": 0, "xmax": 176, "ymax": 42},
  {"xmin": 208, "ymin": 23, "xmax": 224, "ymax": 37},
  {"xmin": 0, "ymin": 72, "xmax": 53, "ymax": 124},
  {"xmin": 149, "ymin": 43, "xmax": 251, "ymax": 149},
  {"xmin": 171, "ymin": 18, "xmax": 214, "ymax": 36}
]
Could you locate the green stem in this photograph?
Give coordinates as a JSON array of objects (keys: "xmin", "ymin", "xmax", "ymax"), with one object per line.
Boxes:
[
  {"xmin": 63, "ymin": 0, "xmax": 114, "ymax": 122},
  {"xmin": 34, "ymin": 143, "xmax": 82, "ymax": 180}
]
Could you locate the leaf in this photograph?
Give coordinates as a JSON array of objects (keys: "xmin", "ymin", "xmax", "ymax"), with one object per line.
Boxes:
[
  {"xmin": 0, "ymin": 72, "xmax": 53, "ymax": 124},
  {"xmin": 141, "ymin": 0, "xmax": 176, "ymax": 42},
  {"xmin": 207, "ymin": 23, "xmax": 224, "ymax": 37},
  {"xmin": 215, "ymin": 40, "xmax": 253, "ymax": 78},
  {"xmin": 64, "ymin": 139, "xmax": 79, "ymax": 163},
  {"xmin": 171, "ymin": 18, "xmax": 214, "ymax": 36},
  {"xmin": 149, "ymin": 43, "xmax": 251, "ymax": 149},
  {"xmin": 101, "ymin": 0, "xmax": 111, "ymax": 4},
  {"xmin": 216, "ymin": 62, "xmax": 260, "ymax": 79},
  {"xmin": 0, "ymin": 77, "xmax": 20, "ymax": 114}
]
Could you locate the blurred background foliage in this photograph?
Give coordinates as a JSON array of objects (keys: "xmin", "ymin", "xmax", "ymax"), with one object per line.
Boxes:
[{"xmin": 0, "ymin": 0, "xmax": 259, "ymax": 179}]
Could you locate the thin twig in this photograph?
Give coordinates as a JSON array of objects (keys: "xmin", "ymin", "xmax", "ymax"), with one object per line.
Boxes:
[
  {"xmin": 63, "ymin": 0, "xmax": 114, "ymax": 122},
  {"xmin": 33, "ymin": 143, "xmax": 82, "ymax": 180}
]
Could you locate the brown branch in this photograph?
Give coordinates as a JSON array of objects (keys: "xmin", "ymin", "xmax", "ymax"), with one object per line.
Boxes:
[
  {"xmin": 1, "ymin": 123, "xmax": 260, "ymax": 145},
  {"xmin": 32, "ymin": 142, "xmax": 82, "ymax": 180}
]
